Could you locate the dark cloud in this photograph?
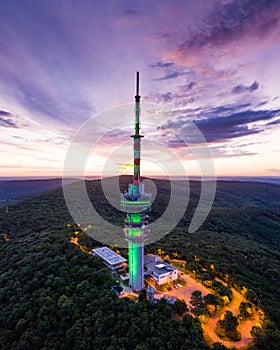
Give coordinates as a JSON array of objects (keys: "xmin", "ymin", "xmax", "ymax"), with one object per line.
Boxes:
[
  {"xmin": 249, "ymin": 81, "xmax": 260, "ymax": 91},
  {"xmin": 257, "ymin": 101, "xmax": 267, "ymax": 107},
  {"xmin": 150, "ymin": 62, "xmax": 174, "ymax": 68},
  {"xmin": 125, "ymin": 9, "xmax": 140, "ymax": 16},
  {"xmin": 0, "ymin": 109, "xmax": 18, "ymax": 128},
  {"xmin": 161, "ymin": 108, "xmax": 280, "ymax": 143},
  {"xmin": 0, "ymin": 109, "xmax": 12, "ymax": 117},
  {"xmin": 204, "ymin": 104, "xmax": 252, "ymax": 117},
  {"xmin": 0, "ymin": 117, "xmax": 18, "ymax": 128},
  {"xmin": 234, "ymin": 141, "xmax": 262, "ymax": 148},
  {"xmin": 232, "ymin": 81, "xmax": 259, "ymax": 94},
  {"xmin": 154, "ymin": 71, "xmax": 189, "ymax": 81},
  {"xmin": 180, "ymin": 81, "xmax": 197, "ymax": 92},
  {"xmin": 194, "ymin": 121, "xmax": 258, "ymax": 142},
  {"xmin": 178, "ymin": 0, "xmax": 280, "ymax": 51},
  {"xmin": 194, "ymin": 109, "xmax": 280, "ymax": 142},
  {"xmin": 267, "ymin": 118, "xmax": 280, "ymax": 126},
  {"xmin": 147, "ymin": 80, "xmax": 198, "ymax": 104}
]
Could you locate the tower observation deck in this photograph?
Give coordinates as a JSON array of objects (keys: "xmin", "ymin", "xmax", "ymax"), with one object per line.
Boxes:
[{"xmin": 121, "ymin": 72, "xmax": 151, "ymax": 291}]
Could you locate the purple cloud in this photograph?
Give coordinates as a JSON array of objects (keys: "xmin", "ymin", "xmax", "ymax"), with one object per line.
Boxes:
[
  {"xmin": 0, "ymin": 110, "xmax": 12, "ymax": 117},
  {"xmin": 267, "ymin": 118, "xmax": 280, "ymax": 126},
  {"xmin": 179, "ymin": 81, "xmax": 197, "ymax": 92},
  {"xmin": 0, "ymin": 110, "xmax": 18, "ymax": 128},
  {"xmin": 178, "ymin": 0, "xmax": 280, "ymax": 52},
  {"xmin": 161, "ymin": 108, "xmax": 280, "ymax": 143},
  {"xmin": 125, "ymin": 9, "xmax": 140, "ymax": 16},
  {"xmin": 0, "ymin": 117, "xmax": 18, "ymax": 128},
  {"xmin": 194, "ymin": 108, "xmax": 280, "ymax": 142},
  {"xmin": 232, "ymin": 81, "xmax": 259, "ymax": 94},
  {"xmin": 154, "ymin": 71, "xmax": 189, "ymax": 81},
  {"xmin": 151, "ymin": 61, "xmax": 174, "ymax": 68}
]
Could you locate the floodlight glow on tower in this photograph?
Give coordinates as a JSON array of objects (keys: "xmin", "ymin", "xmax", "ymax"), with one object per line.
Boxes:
[{"xmin": 121, "ymin": 72, "xmax": 151, "ymax": 292}]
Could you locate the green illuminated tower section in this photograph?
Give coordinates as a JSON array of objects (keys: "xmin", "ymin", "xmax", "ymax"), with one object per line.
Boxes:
[{"xmin": 121, "ymin": 72, "xmax": 151, "ymax": 291}]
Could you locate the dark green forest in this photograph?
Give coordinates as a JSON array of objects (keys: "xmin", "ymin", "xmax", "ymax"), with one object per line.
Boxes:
[
  {"xmin": 0, "ymin": 179, "xmax": 65, "ymax": 206},
  {"xmin": 0, "ymin": 229, "xmax": 209, "ymax": 350},
  {"xmin": 0, "ymin": 177, "xmax": 280, "ymax": 349}
]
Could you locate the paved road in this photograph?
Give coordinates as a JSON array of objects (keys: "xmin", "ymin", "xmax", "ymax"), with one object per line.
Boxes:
[
  {"xmin": 154, "ymin": 272, "xmax": 260, "ymax": 349},
  {"xmin": 203, "ymin": 287, "xmax": 260, "ymax": 348},
  {"xmin": 168, "ymin": 273, "xmax": 210, "ymax": 300}
]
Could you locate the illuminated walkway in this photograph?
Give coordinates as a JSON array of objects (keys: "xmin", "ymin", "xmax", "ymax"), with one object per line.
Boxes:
[{"xmin": 155, "ymin": 271, "xmax": 261, "ymax": 349}]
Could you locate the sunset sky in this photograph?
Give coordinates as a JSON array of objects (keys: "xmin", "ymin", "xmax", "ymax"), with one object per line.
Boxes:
[{"xmin": 0, "ymin": 0, "xmax": 280, "ymax": 178}]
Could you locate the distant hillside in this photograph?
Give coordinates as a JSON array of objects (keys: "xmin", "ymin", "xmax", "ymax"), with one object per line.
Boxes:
[
  {"xmin": 1, "ymin": 176, "xmax": 279, "ymax": 237},
  {"xmin": 212, "ymin": 181, "xmax": 280, "ymax": 209},
  {"xmin": 0, "ymin": 178, "xmax": 77, "ymax": 206}
]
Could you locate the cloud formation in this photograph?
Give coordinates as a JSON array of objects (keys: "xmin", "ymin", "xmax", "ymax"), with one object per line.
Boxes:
[
  {"xmin": 267, "ymin": 118, "xmax": 280, "ymax": 126},
  {"xmin": 146, "ymin": 81, "xmax": 198, "ymax": 105},
  {"xmin": 180, "ymin": 81, "xmax": 197, "ymax": 92},
  {"xmin": 0, "ymin": 117, "xmax": 18, "ymax": 128},
  {"xmin": 0, "ymin": 110, "xmax": 12, "ymax": 117},
  {"xmin": 194, "ymin": 109, "xmax": 280, "ymax": 142},
  {"xmin": 0, "ymin": 1, "xmax": 279, "ymax": 176},
  {"xmin": 178, "ymin": 0, "xmax": 280, "ymax": 52},
  {"xmin": 125, "ymin": 9, "xmax": 140, "ymax": 16},
  {"xmin": 154, "ymin": 71, "xmax": 189, "ymax": 81},
  {"xmin": 232, "ymin": 81, "xmax": 259, "ymax": 94},
  {"xmin": 0, "ymin": 110, "xmax": 18, "ymax": 128},
  {"xmin": 161, "ymin": 108, "xmax": 280, "ymax": 143},
  {"xmin": 151, "ymin": 61, "xmax": 174, "ymax": 68}
]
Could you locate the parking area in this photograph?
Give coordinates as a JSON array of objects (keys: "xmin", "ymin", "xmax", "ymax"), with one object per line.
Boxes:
[{"xmin": 155, "ymin": 272, "xmax": 211, "ymax": 303}]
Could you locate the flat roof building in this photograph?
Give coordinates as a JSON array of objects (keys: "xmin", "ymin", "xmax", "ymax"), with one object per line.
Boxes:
[
  {"xmin": 145, "ymin": 255, "xmax": 178, "ymax": 285},
  {"xmin": 92, "ymin": 247, "xmax": 127, "ymax": 270}
]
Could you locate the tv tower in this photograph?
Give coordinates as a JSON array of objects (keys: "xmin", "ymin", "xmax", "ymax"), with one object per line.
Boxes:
[{"xmin": 121, "ymin": 72, "xmax": 151, "ymax": 291}]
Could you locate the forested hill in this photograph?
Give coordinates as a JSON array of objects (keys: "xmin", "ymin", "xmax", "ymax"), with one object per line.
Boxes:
[
  {"xmin": 1, "ymin": 177, "xmax": 279, "ymax": 238},
  {"xmin": 160, "ymin": 178, "xmax": 280, "ymax": 210},
  {"xmin": 0, "ymin": 177, "xmax": 280, "ymax": 349},
  {"xmin": 1, "ymin": 176, "xmax": 279, "ymax": 209},
  {"xmin": 212, "ymin": 180, "xmax": 280, "ymax": 209},
  {"xmin": 0, "ymin": 178, "xmax": 64, "ymax": 206}
]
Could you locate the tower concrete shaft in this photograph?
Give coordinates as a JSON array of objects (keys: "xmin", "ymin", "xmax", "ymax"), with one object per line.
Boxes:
[{"xmin": 121, "ymin": 72, "xmax": 151, "ymax": 291}]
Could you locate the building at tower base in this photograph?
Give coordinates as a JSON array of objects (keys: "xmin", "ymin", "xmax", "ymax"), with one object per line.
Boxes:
[{"xmin": 144, "ymin": 255, "xmax": 178, "ymax": 286}]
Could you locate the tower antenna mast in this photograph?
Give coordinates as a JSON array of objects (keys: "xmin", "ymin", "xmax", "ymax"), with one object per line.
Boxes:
[
  {"xmin": 132, "ymin": 71, "xmax": 143, "ymax": 190},
  {"xmin": 121, "ymin": 72, "xmax": 151, "ymax": 291}
]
